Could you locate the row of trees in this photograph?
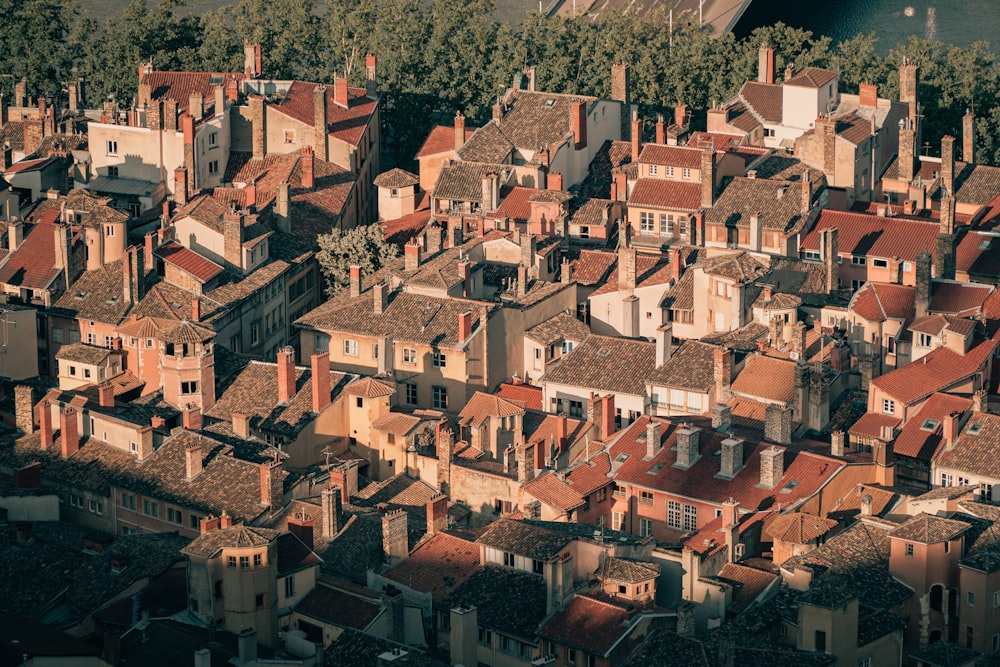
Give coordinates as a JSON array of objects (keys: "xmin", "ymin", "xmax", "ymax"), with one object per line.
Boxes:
[{"xmin": 2, "ymin": 0, "xmax": 999, "ymax": 166}]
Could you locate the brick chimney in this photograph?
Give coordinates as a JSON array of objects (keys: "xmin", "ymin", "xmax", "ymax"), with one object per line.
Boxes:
[
  {"xmin": 801, "ymin": 168, "xmax": 812, "ymax": 216},
  {"xmin": 675, "ymin": 426, "xmax": 700, "ymax": 469},
  {"xmin": 646, "ymin": 418, "xmax": 662, "ymax": 459},
  {"xmin": 200, "ymin": 515, "xmax": 221, "ymax": 533},
  {"xmin": 701, "ymin": 148, "xmax": 715, "ymax": 208},
  {"xmin": 764, "ymin": 404, "xmax": 792, "ymax": 445},
  {"xmin": 831, "ymin": 430, "xmax": 845, "ymax": 457},
  {"xmin": 189, "ymin": 92, "xmax": 204, "ymax": 120},
  {"xmin": 631, "ymin": 110, "xmax": 642, "ymax": 162},
  {"xmin": 454, "ymin": 111, "xmax": 465, "ymax": 151},
  {"xmin": 174, "ymin": 166, "xmax": 189, "ymax": 205},
  {"xmin": 382, "ymin": 508, "xmax": 409, "ymax": 567},
  {"xmin": 759, "ymin": 446, "xmax": 785, "ymax": 489},
  {"xmin": 714, "ymin": 347, "xmax": 732, "ymax": 400},
  {"xmin": 571, "ymin": 99, "xmax": 587, "ymax": 150},
  {"xmin": 191, "ymin": 298, "xmax": 200, "ymax": 323},
  {"xmin": 220, "ymin": 510, "xmax": 233, "ymax": 529},
  {"xmin": 311, "ymin": 351, "xmax": 331, "ymax": 414},
  {"xmin": 404, "ymin": 241, "xmax": 421, "ymax": 271},
  {"xmin": 183, "ymin": 404, "xmax": 202, "ymax": 431},
  {"xmin": 313, "ymin": 84, "xmax": 328, "ymax": 161},
  {"xmin": 712, "ymin": 403, "xmax": 732, "ymax": 430},
  {"xmin": 943, "ymin": 412, "xmax": 960, "ymax": 449},
  {"xmin": 458, "ymin": 311, "xmax": 473, "ymax": 343},
  {"xmin": 349, "ymin": 264, "xmax": 361, "ymax": 297},
  {"xmin": 963, "ymin": 109, "xmax": 975, "ymax": 164},
  {"xmin": 300, "ymin": 145, "xmax": 315, "ymax": 190},
  {"xmin": 334, "ymin": 77, "xmax": 349, "ymax": 110},
  {"xmin": 288, "ymin": 511, "xmax": 314, "ymax": 550},
  {"xmin": 259, "ymin": 458, "xmax": 283, "ymax": 508},
  {"xmin": 164, "ymin": 99, "xmax": 178, "ymax": 131},
  {"xmin": 859, "ymin": 82, "xmax": 878, "ymax": 108},
  {"xmin": 758, "ymin": 44, "xmax": 775, "ymax": 84},
  {"xmin": 618, "ymin": 245, "xmax": 637, "ymax": 291},
  {"xmin": 656, "ymin": 323, "xmax": 672, "ymax": 368},
  {"xmin": 656, "ymin": 114, "xmax": 665, "ymax": 144},
  {"xmin": 365, "ymin": 53, "xmax": 377, "ymax": 97},
  {"xmin": 249, "ymin": 95, "xmax": 266, "ymax": 160},
  {"xmin": 98, "ymin": 382, "xmax": 115, "ymax": 412},
  {"xmin": 60, "ymin": 407, "xmax": 79, "ymax": 458},
  {"xmin": 427, "ymin": 493, "xmax": 448, "ymax": 535},
  {"xmin": 232, "ymin": 412, "xmax": 250, "ymax": 438},
  {"xmin": 38, "ymin": 400, "xmax": 53, "ymax": 448},
  {"xmin": 14, "ymin": 385, "xmax": 33, "ymax": 434},
  {"xmin": 612, "ymin": 169, "xmax": 627, "ymax": 202},
  {"xmin": 321, "ymin": 485, "xmax": 343, "ymax": 538},
  {"xmin": 373, "ymin": 282, "xmax": 388, "ymax": 315},
  {"xmin": 548, "ymin": 171, "xmax": 563, "ymax": 191},
  {"xmin": 898, "ymin": 117, "xmax": 916, "ymax": 183},
  {"xmin": 941, "ymin": 134, "xmax": 955, "ymax": 196},
  {"xmin": 185, "ymin": 446, "xmax": 203, "ymax": 479},
  {"xmin": 244, "ymin": 42, "xmax": 262, "ymax": 78},
  {"xmin": 820, "ymin": 227, "xmax": 839, "ymax": 294}
]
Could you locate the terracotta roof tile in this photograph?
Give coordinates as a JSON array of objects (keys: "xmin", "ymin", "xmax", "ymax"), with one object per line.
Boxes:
[
  {"xmin": 717, "ymin": 562, "xmax": 779, "ymax": 615},
  {"xmin": 784, "ymin": 67, "xmax": 839, "ymax": 89},
  {"xmin": 627, "ymin": 178, "xmax": 702, "ymax": 211},
  {"xmin": 590, "ymin": 254, "xmax": 674, "ymax": 297},
  {"xmin": 598, "ymin": 557, "xmax": 659, "ymax": 583},
  {"xmin": 270, "ymin": 81, "xmax": 377, "ymax": 147},
  {"xmin": 370, "ymin": 412, "xmax": 422, "ymax": 435},
  {"xmin": 373, "ymin": 168, "xmax": 418, "ymax": 189},
  {"xmin": 0, "ymin": 215, "xmax": 65, "ymax": 290},
  {"xmin": 870, "ymin": 330, "xmax": 1000, "ymax": 405},
  {"xmin": 731, "ymin": 355, "xmax": 797, "ymax": 404},
  {"xmin": 416, "ymin": 124, "xmax": 475, "ymax": 159},
  {"xmin": 889, "ymin": 513, "xmax": 970, "ymax": 544},
  {"xmin": 493, "ymin": 186, "xmax": 535, "ymax": 223},
  {"xmin": 5, "ymin": 156, "xmax": 56, "ymax": 174},
  {"xmin": 765, "ymin": 512, "xmax": 837, "ymax": 544},
  {"xmin": 637, "ymin": 144, "xmax": 704, "ymax": 169},
  {"xmin": 849, "ymin": 412, "xmax": 901, "ymax": 439},
  {"xmin": 848, "ymin": 282, "xmax": 915, "ymax": 323},
  {"xmin": 440, "ymin": 565, "xmax": 547, "ymax": 639},
  {"xmin": 476, "ymin": 518, "xmax": 573, "ymax": 561},
  {"xmin": 525, "ymin": 311, "xmax": 590, "ymax": 346},
  {"xmin": 343, "ymin": 376, "xmax": 396, "ymax": 398},
  {"xmin": 495, "ymin": 382, "xmax": 543, "ymax": 411},
  {"xmin": 893, "ymin": 392, "xmax": 972, "ymax": 460},
  {"xmin": 610, "ymin": 416, "xmax": 844, "ymax": 511},
  {"xmin": 155, "ymin": 240, "xmax": 223, "ymax": 283},
  {"xmin": 738, "ymin": 81, "xmax": 782, "ymax": 124},
  {"xmin": 936, "ymin": 412, "xmax": 1000, "ymax": 480},
  {"xmin": 54, "ymin": 343, "xmax": 116, "ymax": 365},
  {"xmin": 954, "ymin": 162, "xmax": 1000, "ymax": 206},
  {"xmin": 384, "ymin": 532, "xmax": 481, "ymax": 601},
  {"xmin": 542, "ymin": 335, "xmax": 656, "ymax": 397},
  {"xmin": 140, "ymin": 71, "xmax": 230, "ymax": 116},
  {"xmin": 50, "ymin": 259, "xmax": 131, "ymax": 325},
  {"xmin": 929, "ymin": 281, "xmax": 995, "ymax": 316},
  {"xmin": 645, "ymin": 340, "xmax": 719, "ymax": 393},
  {"xmin": 293, "ymin": 581, "xmax": 381, "ymax": 629},
  {"xmin": 538, "ymin": 595, "xmax": 635, "ymax": 656},
  {"xmin": 521, "ymin": 471, "xmax": 585, "ymax": 512},
  {"xmin": 456, "ymin": 121, "xmax": 514, "ymax": 163},
  {"xmin": 705, "ymin": 177, "xmax": 807, "ymax": 232},
  {"xmin": 800, "ymin": 210, "xmax": 939, "ymax": 262},
  {"xmin": 495, "ymin": 90, "xmax": 597, "ymax": 153},
  {"xmin": 571, "ymin": 249, "xmax": 617, "ymax": 286},
  {"xmin": 458, "ymin": 391, "xmax": 526, "ymax": 428},
  {"xmin": 433, "ymin": 161, "xmax": 509, "ymax": 203},
  {"xmin": 956, "ymin": 230, "xmax": 1000, "ymax": 281}
]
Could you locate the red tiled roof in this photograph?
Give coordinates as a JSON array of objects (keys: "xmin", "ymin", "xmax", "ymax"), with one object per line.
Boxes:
[
  {"xmin": 956, "ymin": 230, "xmax": 1000, "ymax": 281},
  {"xmin": 343, "ymin": 376, "xmax": 396, "ymax": 398},
  {"xmin": 522, "ymin": 472, "xmax": 585, "ymax": 512},
  {"xmin": 893, "ymin": 392, "xmax": 972, "ymax": 459},
  {"xmin": 764, "ymin": 512, "xmax": 837, "ymax": 544},
  {"xmin": 0, "ymin": 213, "xmax": 64, "ymax": 290},
  {"xmin": 849, "ymin": 412, "xmax": 901, "ymax": 439},
  {"xmin": 495, "ymin": 382, "xmax": 543, "ymax": 411},
  {"xmin": 140, "ymin": 71, "xmax": 233, "ymax": 117},
  {"xmin": 154, "ymin": 240, "xmax": 223, "ymax": 283},
  {"xmin": 5, "ymin": 156, "xmax": 56, "ymax": 175},
  {"xmin": 848, "ymin": 282, "xmax": 915, "ymax": 323},
  {"xmin": 565, "ymin": 451, "xmax": 614, "ymax": 495},
  {"xmin": 572, "ymin": 250, "xmax": 617, "ymax": 286},
  {"xmin": 384, "ymin": 532, "xmax": 481, "ymax": 601},
  {"xmin": 294, "ymin": 582, "xmax": 382, "ymax": 629},
  {"xmin": 416, "ymin": 124, "xmax": 475, "ymax": 159},
  {"xmin": 738, "ymin": 82, "xmax": 782, "ymax": 124},
  {"xmin": 609, "ymin": 416, "xmax": 844, "ymax": 512},
  {"xmin": 785, "ymin": 67, "xmax": 839, "ymax": 89},
  {"xmin": 590, "ymin": 255, "xmax": 674, "ymax": 297},
  {"xmin": 800, "ymin": 210, "xmax": 940, "ymax": 262},
  {"xmin": 688, "ymin": 131, "xmax": 746, "ymax": 154},
  {"xmin": 458, "ymin": 391, "xmax": 526, "ymax": 428},
  {"xmin": 717, "ymin": 562, "xmax": 779, "ymax": 614},
  {"xmin": 637, "ymin": 144, "xmax": 704, "ymax": 169},
  {"xmin": 870, "ymin": 330, "xmax": 1000, "ymax": 405},
  {"xmin": 627, "ymin": 178, "xmax": 702, "ymax": 211},
  {"xmin": 929, "ymin": 281, "xmax": 995, "ymax": 316},
  {"xmin": 537, "ymin": 595, "xmax": 634, "ymax": 657},
  {"xmin": 731, "ymin": 355, "xmax": 796, "ymax": 404},
  {"xmin": 494, "ymin": 186, "xmax": 535, "ymax": 223},
  {"xmin": 270, "ymin": 81, "xmax": 378, "ymax": 147}
]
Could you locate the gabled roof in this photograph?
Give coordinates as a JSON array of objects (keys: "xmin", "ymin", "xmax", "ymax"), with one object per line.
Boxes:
[
  {"xmin": 525, "ymin": 312, "xmax": 590, "ymax": 346},
  {"xmin": 269, "ymin": 81, "xmax": 378, "ymax": 147},
  {"xmin": 645, "ymin": 340, "xmax": 719, "ymax": 394},
  {"xmin": 458, "ymin": 391, "xmax": 526, "ymax": 428},
  {"xmin": 521, "ymin": 471, "xmax": 585, "ymax": 512},
  {"xmin": 433, "ymin": 161, "xmax": 508, "ymax": 203},
  {"xmin": 936, "ymin": 412, "xmax": 1000, "ymax": 480},
  {"xmin": 590, "ymin": 254, "xmax": 674, "ymax": 297},
  {"xmin": 909, "ymin": 314, "xmax": 977, "ymax": 338},
  {"xmin": 495, "ymin": 90, "xmax": 597, "ymax": 152},
  {"xmin": 457, "ymin": 121, "xmax": 514, "ymax": 163},
  {"xmin": 716, "ymin": 562, "xmax": 779, "ymax": 615},
  {"xmin": 50, "ymin": 258, "xmax": 131, "ymax": 325},
  {"xmin": 705, "ymin": 177, "xmax": 807, "ymax": 232},
  {"xmin": 140, "ymin": 70, "xmax": 232, "ymax": 116},
  {"xmin": 416, "ymin": 124, "xmax": 475, "ymax": 159},
  {"xmin": 848, "ymin": 282, "xmax": 915, "ymax": 323},
  {"xmin": 799, "ymin": 209, "xmax": 939, "ymax": 262},
  {"xmin": 929, "ymin": 281, "xmax": 995, "ymax": 316},
  {"xmin": 541, "ymin": 335, "xmax": 656, "ymax": 397},
  {"xmin": 383, "ymin": 532, "xmax": 481, "ymax": 601},
  {"xmin": 571, "ymin": 249, "xmax": 617, "ymax": 286},
  {"xmin": 627, "ymin": 178, "xmax": 702, "ymax": 211},
  {"xmin": 738, "ymin": 81, "xmax": 782, "ymax": 124},
  {"xmin": 0, "ymin": 214, "xmax": 65, "ymax": 291},
  {"xmin": 609, "ymin": 416, "xmax": 844, "ymax": 512},
  {"xmin": 870, "ymin": 330, "xmax": 1000, "ymax": 406},
  {"xmin": 889, "ymin": 513, "xmax": 971, "ymax": 544},
  {"xmin": 764, "ymin": 512, "xmax": 837, "ymax": 544},
  {"xmin": 495, "ymin": 382, "xmax": 543, "ymax": 411},
  {"xmin": 537, "ymin": 595, "xmax": 636, "ymax": 658},
  {"xmin": 293, "ymin": 581, "xmax": 382, "ymax": 630},
  {"xmin": 893, "ymin": 392, "xmax": 972, "ymax": 460},
  {"xmin": 477, "ymin": 518, "xmax": 573, "ymax": 561},
  {"xmin": 54, "ymin": 343, "xmax": 116, "ymax": 365},
  {"xmin": 731, "ymin": 354, "xmax": 797, "ymax": 404},
  {"xmin": 155, "ymin": 240, "xmax": 224, "ymax": 283},
  {"xmin": 637, "ymin": 144, "xmax": 704, "ymax": 169},
  {"xmin": 373, "ymin": 168, "xmax": 418, "ymax": 189},
  {"xmin": 784, "ymin": 67, "xmax": 839, "ymax": 89}
]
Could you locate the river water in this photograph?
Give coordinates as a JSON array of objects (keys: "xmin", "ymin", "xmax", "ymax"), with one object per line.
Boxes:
[{"xmin": 733, "ymin": 0, "xmax": 1000, "ymax": 53}]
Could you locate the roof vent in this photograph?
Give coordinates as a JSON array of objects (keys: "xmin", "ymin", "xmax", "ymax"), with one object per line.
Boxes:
[
  {"xmin": 597, "ymin": 348, "xmax": 610, "ymax": 356},
  {"xmin": 780, "ymin": 479, "xmax": 799, "ymax": 494},
  {"xmin": 544, "ymin": 99, "xmax": 556, "ymax": 108},
  {"xmin": 969, "ymin": 423, "xmax": 983, "ymax": 435}
]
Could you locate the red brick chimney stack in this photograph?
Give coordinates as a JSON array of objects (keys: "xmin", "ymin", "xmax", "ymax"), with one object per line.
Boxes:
[
  {"xmin": 311, "ymin": 352, "xmax": 331, "ymax": 414},
  {"xmin": 39, "ymin": 401, "xmax": 53, "ymax": 448},
  {"xmin": 277, "ymin": 346, "xmax": 296, "ymax": 404},
  {"xmin": 60, "ymin": 407, "xmax": 79, "ymax": 458},
  {"xmin": 571, "ymin": 99, "xmax": 587, "ymax": 150}
]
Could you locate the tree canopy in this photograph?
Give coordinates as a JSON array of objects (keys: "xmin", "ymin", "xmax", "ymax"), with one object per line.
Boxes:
[
  {"xmin": 316, "ymin": 223, "xmax": 399, "ymax": 297},
  {"xmin": 6, "ymin": 0, "xmax": 1000, "ymax": 165}
]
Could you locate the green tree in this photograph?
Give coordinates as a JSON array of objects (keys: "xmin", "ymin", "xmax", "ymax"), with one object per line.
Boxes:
[
  {"xmin": 316, "ymin": 223, "xmax": 400, "ymax": 296},
  {"xmin": 0, "ymin": 0, "xmax": 78, "ymax": 101}
]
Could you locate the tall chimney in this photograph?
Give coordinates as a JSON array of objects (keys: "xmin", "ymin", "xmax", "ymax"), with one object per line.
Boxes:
[
  {"xmin": 404, "ymin": 241, "xmax": 421, "ymax": 271},
  {"xmin": 941, "ymin": 135, "xmax": 955, "ymax": 196},
  {"xmin": 571, "ymin": 99, "xmax": 587, "ymax": 150},
  {"xmin": 334, "ymin": 77, "xmax": 349, "ymax": 110},
  {"xmin": 655, "ymin": 114, "xmax": 665, "ymax": 144},
  {"xmin": 365, "ymin": 53, "xmax": 377, "ymax": 98},
  {"xmin": 313, "ymin": 84, "xmax": 329, "ymax": 161},
  {"xmin": 915, "ymin": 251, "xmax": 932, "ymax": 319},
  {"xmin": 764, "ymin": 405, "xmax": 792, "ymax": 445},
  {"xmin": 617, "ymin": 245, "xmax": 637, "ymax": 291},
  {"xmin": 458, "ymin": 311, "xmax": 473, "ymax": 343},
  {"xmin": 382, "ymin": 509, "xmax": 409, "ymax": 567},
  {"xmin": 185, "ymin": 446, "xmax": 204, "ymax": 479},
  {"xmin": 675, "ymin": 426, "xmax": 701, "ymax": 469},
  {"xmin": 714, "ymin": 347, "xmax": 732, "ymax": 400},
  {"xmin": 60, "ymin": 407, "xmax": 80, "ymax": 458},
  {"xmin": 821, "ymin": 227, "xmax": 839, "ymax": 294},
  {"xmin": 174, "ymin": 166, "xmax": 189, "ymax": 205},
  {"xmin": 321, "ymin": 485, "xmax": 342, "ymax": 538},
  {"xmin": 631, "ymin": 110, "xmax": 642, "ymax": 162},
  {"xmin": 39, "ymin": 400, "xmax": 53, "ymax": 448},
  {"xmin": 719, "ymin": 437, "xmax": 744, "ymax": 479},
  {"xmin": 701, "ymin": 148, "xmax": 715, "ymax": 208},
  {"xmin": 14, "ymin": 385, "xmax": 33, "ymax": 434},
  {"xmin": 373, "ymin": 282, "xmax": 388, "ymax": 315},
  {"xmin": 749, "ymin": 213, "xmax": 762, "ymax": 252},
  {"xmin": 963, "ymin": 109, "xmax": 975, "ymax": 163},
  {"xmin": 277, "ymin": 346, "xmax": 296, "ymax": 404},
  {"xmin": 188, "ymin": 92, "xmax": 204, "ymax": 120},
  {"xmin": 757, "ymin": 44, "xmax": 775, "ymax": 84},
  {"xmin": 287, "ymin": 512, "xmax": 314, "ymax": 550},
  {"xmin": 759, "ymin": 446, "xmax": 785, "ymax": 489},
  {"xmin": 349, "ymin": 265, "xmax": 361, "ymax": 297},
  {"xmin": 646, "ymin": 419, "xmax": 662, "ymax": 459},
  {"xmin": 898, "ymin": 118, "xmax": 916, "ymax": 183},
  {"xmin": 249, "ymin": 95, "xmax": 266, "ymax": 160},
  {"xmin": 244, "ymin": 42, "xmax": 262, "ymax": 78},
  {"xmin": 98, "ymin": 382, "xmax": 115, "ymax": 411},
  {"xmin": 300, "ymin": 146, "xmax": 315, "ymax": 190},
  {"xmin": 427, "ymin": 494, "xmax": 448, "ymax": 535},
  {"xmin": 223, "ymin": 210, "xmax": 244, "ymax": 270},
  {"xmin": 454, "ymin": 111, "xmax": 465, "ymax": 151},
  {"xmin": 276, "ymin": 181, "xmax": 290, "ymax": 232},
  {"xmin": 311, "ymin": 352, "xmax": 331, "ymax": 413}
]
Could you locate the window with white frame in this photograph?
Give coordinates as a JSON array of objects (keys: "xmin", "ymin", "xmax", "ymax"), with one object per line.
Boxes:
[
  {"xmin": 667, "ymin": 501, "xmax": 681, "ymax": 529},
  {"xmin": 402, "ymin": 348, "xmax": 416, "ymax": 364},
  {"xmin": 640, "ymin": 212, "xmax": 654, "ymax": 233},
  {"xmin": 432, "ymin": 386, "xmax": 448, "ymax": 409},
  {"xmin": 648, "ymin": 165, "xmax": 657, "ymax": 176},
  {"xmin": 639, "ymin": 517, "xmax": 653, "ymax": 537},
  {"xmin": 681, "ymin": 168, "xmax": 691, "ymax": 180},
  {"xmin": 882, "ymin": 399, "xmax": 895, "ymax": 415},
  {"xmin": 666, "ymin": 166, "xmax": 675, "ymax": 177},
  {"xmin": 208, "ymin": 160, "xmax": 219, "ymax": 175},
  {"xmin": 612, "ymin": 511, "xmax": 626, "ymax": 531},
  {"xmin": 683, "ymin": 504, "xmax": 697, "ymax": 531},
  {"xmin": 660, "ymin": 213, "xmax": 673, "ymax": 235},
  {"xmin": 106, "ymin": 140, "xmax": 118, "ymax": 155},
  {"xmin": 942, "ymin": 472, "xmax": 953, "ymax": 487},
  {"xmin": 918, "ymin": 333, "xmax": 933, "ymax": 347},
  {"xmin": 344, "ymin": 339, "xmax": 358, "ymax": 356},
  {"xmin": 432, "ymin": 350, "xmax": 446, "ymax": 368}
]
